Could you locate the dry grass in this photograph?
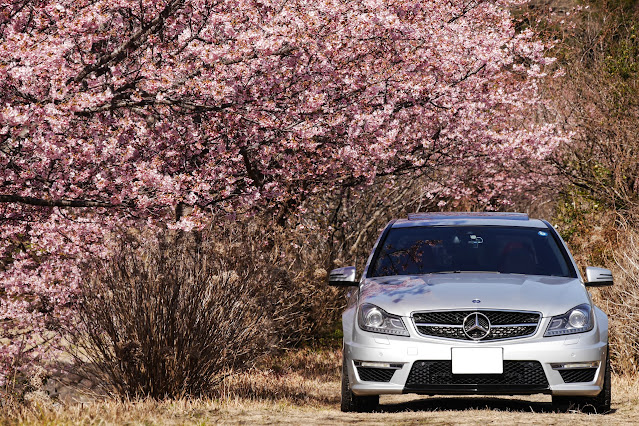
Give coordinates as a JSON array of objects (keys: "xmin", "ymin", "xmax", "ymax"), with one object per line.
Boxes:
[{"xmin": 3, "ymin": 348, "xmax": 639, "ymax": 425}]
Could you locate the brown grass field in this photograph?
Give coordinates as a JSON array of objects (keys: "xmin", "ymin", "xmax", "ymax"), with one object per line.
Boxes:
[{"xmin": 3, "ymin": 348, "xmax": 639, "ymax": 425}]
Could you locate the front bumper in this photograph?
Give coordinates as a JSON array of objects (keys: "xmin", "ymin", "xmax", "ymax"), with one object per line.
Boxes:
[{"xmin": 344, "ymin": 317, "xmax": 607, "ymax": 397}]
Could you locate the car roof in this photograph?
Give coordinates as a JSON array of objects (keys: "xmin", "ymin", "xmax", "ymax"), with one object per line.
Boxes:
[{"xmin": 392, "ymin": 212, "xmax": 548, "ymax": 229}]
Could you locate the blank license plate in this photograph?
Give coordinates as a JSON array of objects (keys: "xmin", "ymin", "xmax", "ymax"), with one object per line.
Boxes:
[{"xmin": 451, "ymin": 348, "xmax": 503, "ymax": 374}]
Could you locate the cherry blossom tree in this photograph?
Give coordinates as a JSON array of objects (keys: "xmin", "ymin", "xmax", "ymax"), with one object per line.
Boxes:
[{"xmin": 0, "ymin": 0, "xmax": 561, "ymax": 384}]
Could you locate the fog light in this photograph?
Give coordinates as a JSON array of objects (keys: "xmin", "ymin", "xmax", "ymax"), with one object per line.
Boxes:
[
  {"xmin": 551, "ymin": 361, "xmax": 599, "ymax": 370},
  {"xmin": 356, "ymin": 361, "xmax": 403, "ymax": 369}
]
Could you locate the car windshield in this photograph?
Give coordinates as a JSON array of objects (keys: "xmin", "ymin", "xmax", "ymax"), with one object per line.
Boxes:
[{"xmin": 370, "ymin": 226, "xmax": 575, "ymax": 278}]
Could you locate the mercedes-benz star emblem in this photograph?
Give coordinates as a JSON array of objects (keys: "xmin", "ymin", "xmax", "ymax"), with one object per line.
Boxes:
[{"xmin": 463, "ymin": 312, "xmax": 491, "ymax": 340}]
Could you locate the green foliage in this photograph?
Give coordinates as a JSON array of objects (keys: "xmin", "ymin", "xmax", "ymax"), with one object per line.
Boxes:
[
  {"xmin": 555, "ymin": 191, "xmax": 594, "ymax": 242},
  {"xmin": 554, "ymin": 191, "xmax": 616, "ymax": 274},
  {"xmin": 603, "ymin": 16, "xmax": 639, "ymax": 107},
  {"xmin": 316, "ymin": 323, "xmax": 344, "ymax": 349}
]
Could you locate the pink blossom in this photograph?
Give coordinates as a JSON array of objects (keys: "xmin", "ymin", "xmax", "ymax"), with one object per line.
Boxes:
[{"xmin": 0, "ymin": 0, "xmax": 563, "ymax": 383}]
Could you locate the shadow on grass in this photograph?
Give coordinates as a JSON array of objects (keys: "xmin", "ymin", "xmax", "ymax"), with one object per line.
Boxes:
[
  {"xmin": 377, "ymin": 396, "xmax": 616, "ymax": 415},
  {"xmin": 266, "ymin": 348, "xmax": 342, "ymax": 383}
]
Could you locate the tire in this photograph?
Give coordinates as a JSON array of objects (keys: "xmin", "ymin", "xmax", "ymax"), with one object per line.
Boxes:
[
  {"xmin": 341, "ymin": 356, "xmax": 379, "ymax": 412},
  {"xmin": 552, "ymin": 346, "xmax": 612, "ymax": 414}
]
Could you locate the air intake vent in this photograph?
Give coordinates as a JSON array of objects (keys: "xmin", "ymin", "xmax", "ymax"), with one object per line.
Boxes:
[
  {"xmin": 559, "ymin": 368, "xmax": 597, "ymax": 383},
  {"xmin": 406, "ymin": 360, "xmax": 549, "ymax": 388},
  {"xmin": 356, "ymin": 367, "xmax": 395, "ymax": 382}
]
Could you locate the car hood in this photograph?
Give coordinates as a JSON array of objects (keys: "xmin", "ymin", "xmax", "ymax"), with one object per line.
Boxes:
[{"xmin": 359, "ymin": 273, "xmax": 589, "ymax": 318}]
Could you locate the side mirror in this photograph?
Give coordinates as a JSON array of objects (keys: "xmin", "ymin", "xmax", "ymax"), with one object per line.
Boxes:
[
  {"xmin": 328, "ymin": 266, "xmax": 358, "ymax": 287},
  {"xmin": 584, "ymin": 266, "xmax": 613, "ymax": 287}
]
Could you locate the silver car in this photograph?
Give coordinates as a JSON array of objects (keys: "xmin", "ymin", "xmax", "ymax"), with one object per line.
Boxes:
[{"xmin": 329, "ymin": 212, "xmax": 612, "ymax": 413}]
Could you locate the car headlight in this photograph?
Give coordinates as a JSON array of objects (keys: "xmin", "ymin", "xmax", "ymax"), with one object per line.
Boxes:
[
  {"xmin": 544, "ymin": 304, "xmax": 594, "ymax": 336},
  {"xmin": 358, "ymin": 303, "xmax": 409, "ymax": 336}
]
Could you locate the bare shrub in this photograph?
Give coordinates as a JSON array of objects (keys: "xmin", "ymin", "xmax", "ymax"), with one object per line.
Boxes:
[
  {"xmin": 208, "ymin": 218, "xmax": 345, "ymax": 345},
  {"xmin": 548, "ymin": 0, "xmax": 639, "ymax": 216},
  {"xmin": 68, "ymin": 229, "xmax": 301, "ymax": 398},
  {"xmin": 591, "ymin": 224, "xmax": 639, "ymax": 375}
]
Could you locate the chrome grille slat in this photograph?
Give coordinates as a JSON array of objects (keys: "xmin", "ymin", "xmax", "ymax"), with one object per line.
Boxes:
[
  {"xmin": 414, "ymin": 323, "xmax": 463, "ymax": 328},
  {"xmin": 412, "ymin": 310, "xmax": 541, "ymax": 341},
  {"xmin": 491, "ymin": 323, "xmax": 538, "ymax": 328}
]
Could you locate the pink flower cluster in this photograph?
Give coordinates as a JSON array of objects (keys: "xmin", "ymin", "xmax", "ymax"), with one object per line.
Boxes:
[{"xmin": 0, "ymin": 0, "xmax": 563, "ymax": 383}]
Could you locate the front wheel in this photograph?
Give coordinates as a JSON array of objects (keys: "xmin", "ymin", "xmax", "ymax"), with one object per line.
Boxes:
[
  {"xmin": 341, "ymin": 356, "xmax": 379, "ymax": 412},
  {"xmin": 552, "ymin": 346, "xmax": 612, "ymax": 414}
]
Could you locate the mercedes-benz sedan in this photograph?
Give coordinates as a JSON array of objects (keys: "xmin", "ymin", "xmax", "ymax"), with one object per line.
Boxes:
[{"xmin": 329, "ymin": 212, "xmax": 612, "ymax": 413}]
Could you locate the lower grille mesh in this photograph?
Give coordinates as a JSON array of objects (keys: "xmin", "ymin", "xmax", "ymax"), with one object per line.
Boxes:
[
  {"xmin": 559, "ymin": 368, "xmax": 597, "ymax": 383},
  {"xmin": 406, "ymin": 360, "xmax": 548, "ymax": 387},
  {"xmin": 357, "ymin": 367, "xmax": 395, "ymax": 382}
]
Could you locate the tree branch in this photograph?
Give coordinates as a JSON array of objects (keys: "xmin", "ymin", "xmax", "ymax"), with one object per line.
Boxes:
[
  {"xmin": 72, "ymin": 0, "xmax": 185, "ymax": 84},
  {"xmin": 76, "ymin": 98, "xmax": 234, "ymax": 116},
  {"xmin": 0, "ymin": 195, "xmax": 114, "ymax": 208}
]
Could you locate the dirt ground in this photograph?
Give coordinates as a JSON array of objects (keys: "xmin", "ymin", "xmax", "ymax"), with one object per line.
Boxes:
[{"xmin": 6, "ymin": 349, "xmax": 639, "ymax": 425}]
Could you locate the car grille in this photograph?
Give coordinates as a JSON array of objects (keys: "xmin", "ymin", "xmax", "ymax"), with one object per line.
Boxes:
[
  {"xmin": 405, "ymin": 360, "xmax": 549, "ymax": 391},
  {"xmin": 559, "ymin": 368, "xmax": 597, "ymax": 383},
  {"xmin": 356, "ymin": 367, "xmax": 395, "ymax": 382},
  {"xmin": 412, "ymin": 310, "xmax": 540, "ymax": 341}
]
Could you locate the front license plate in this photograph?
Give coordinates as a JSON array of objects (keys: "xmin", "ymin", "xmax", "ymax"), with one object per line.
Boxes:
[{"xmin": 451, "ymin": 348, "xmax": 503, "ymax": 374}]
